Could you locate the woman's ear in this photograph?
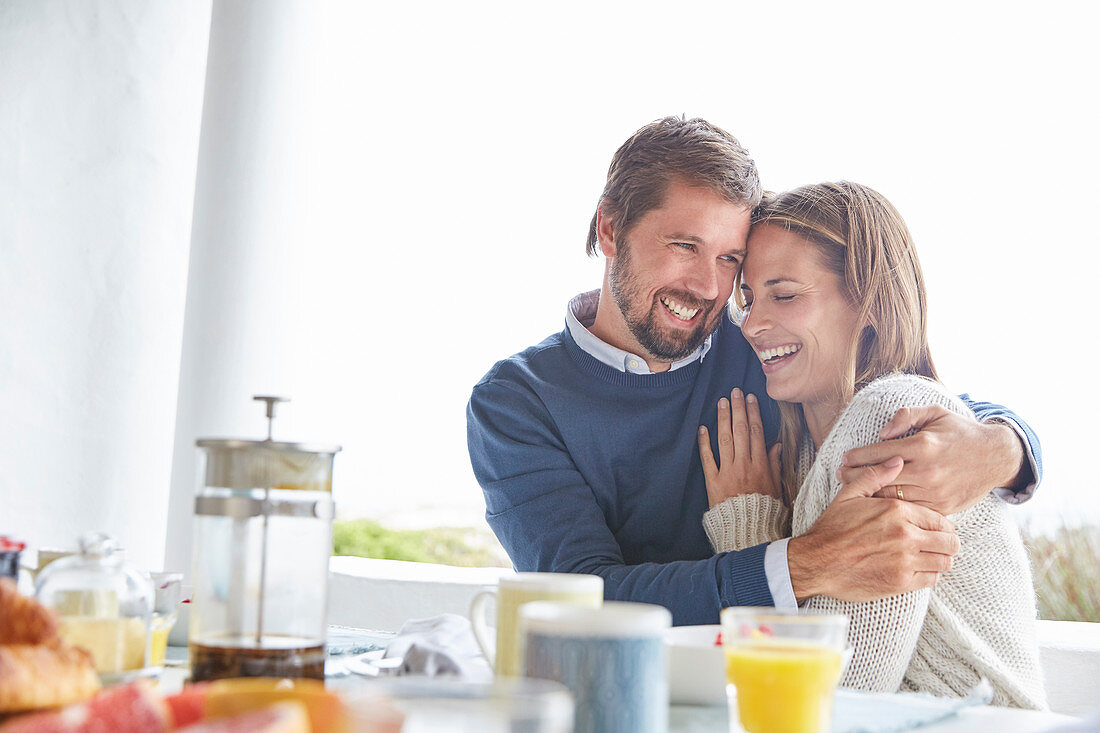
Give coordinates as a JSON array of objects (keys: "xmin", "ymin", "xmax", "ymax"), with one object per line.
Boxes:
[
  {"xmin": 857, "ymin": 323, "xmax": 877, "ymax": 364},
  {"xmin": 596, "ymin": 206, "xmax": 618, "ymax": 258}
]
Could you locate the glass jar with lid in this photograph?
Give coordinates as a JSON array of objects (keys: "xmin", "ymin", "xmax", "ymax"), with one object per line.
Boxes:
[{"xmin": 35, "ymin": 533, "xmax": 156, "ymax": 682}]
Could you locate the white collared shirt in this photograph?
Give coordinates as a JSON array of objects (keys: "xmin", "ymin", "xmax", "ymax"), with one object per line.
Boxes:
[{"xmin": 565, "ymin": 290, "xmax": 712, "ymax": 373}]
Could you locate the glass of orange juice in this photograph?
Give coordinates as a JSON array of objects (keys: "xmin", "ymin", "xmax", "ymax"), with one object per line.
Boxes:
[{"xmin": 720, "ymin": 607, "xmax": 848, "ymax": 733}]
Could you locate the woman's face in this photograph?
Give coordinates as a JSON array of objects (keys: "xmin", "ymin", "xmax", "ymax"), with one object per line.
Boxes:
[{"xmin": 740, "ymin": 223, "xmax": 862, "ymax": 414}]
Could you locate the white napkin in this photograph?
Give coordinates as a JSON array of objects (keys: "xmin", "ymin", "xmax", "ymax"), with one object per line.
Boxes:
[{"xmin": 383, "ymin": 613, "xmax": 493, "ymax": 682}]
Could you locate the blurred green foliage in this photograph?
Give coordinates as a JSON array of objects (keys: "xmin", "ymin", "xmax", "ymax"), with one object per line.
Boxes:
[
  {"xmin": 333, "ymin": 519, "xmax": 510, "ymax": 568},
  {"xmin": 1025, "ymin": 524, "xmax": 1100, "ymax": 623}
]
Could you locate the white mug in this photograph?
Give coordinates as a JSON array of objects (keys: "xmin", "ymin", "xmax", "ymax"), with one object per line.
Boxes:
[{"xmin": 469, "ymin": 572, "xmax": 602, "ymax": 677}]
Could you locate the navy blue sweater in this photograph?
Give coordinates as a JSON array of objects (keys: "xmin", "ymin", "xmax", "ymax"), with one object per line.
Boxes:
[{"xmin": 467, "ymin": 315, "xmax": 1040, "ymax": 625}]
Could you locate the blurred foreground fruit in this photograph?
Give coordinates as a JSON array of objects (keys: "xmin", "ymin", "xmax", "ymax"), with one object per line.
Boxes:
[
  {"xmin": 175, "ymin": 702, "xmax": 309, "ymax": 733},
  {"xmin": 202, "ymin": 679, "xmax": 347, "ymax": 733},
  {"xmin": 0, "ymin": 680, "xmax": 168, "ymax": 733},
  {"xmin": 165, "ymin": 683, "xmax": 212, "ymax": 728}
]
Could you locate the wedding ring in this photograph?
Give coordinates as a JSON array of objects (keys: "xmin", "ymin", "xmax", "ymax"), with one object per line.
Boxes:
[{"xmin": 895, "ymin": 485, "xmax": 904, "ymax": 501}]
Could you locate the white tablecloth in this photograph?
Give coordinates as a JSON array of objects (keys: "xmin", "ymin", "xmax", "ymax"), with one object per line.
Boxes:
[{"xmin": 669, "ymin": 703, "xmax": 1075, "ymax": 733}]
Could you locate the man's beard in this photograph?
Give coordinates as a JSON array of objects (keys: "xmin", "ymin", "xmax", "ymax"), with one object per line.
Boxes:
[{"xmin": 608, "ymin": 241, "xmax": 722, "ymax": 362}]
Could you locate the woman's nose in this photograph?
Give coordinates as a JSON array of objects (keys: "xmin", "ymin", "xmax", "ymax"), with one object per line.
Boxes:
[{"xmin": 741, "ymin": 300, "xmax": 768, "ymax": 337}]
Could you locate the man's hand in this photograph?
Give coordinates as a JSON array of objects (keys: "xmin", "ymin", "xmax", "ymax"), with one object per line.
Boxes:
[
  {"xmin": 788, "ymin": 457, "xmax": 960, "ymax": 603},
  {"xmin": 837, "ymin": 405, "xmax": 1027, "ymax": 515}
]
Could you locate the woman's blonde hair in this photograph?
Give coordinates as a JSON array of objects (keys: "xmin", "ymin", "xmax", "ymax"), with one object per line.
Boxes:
[{"xmin": 742, "ymin": 181, "xmax": 937, "ymax": 497}]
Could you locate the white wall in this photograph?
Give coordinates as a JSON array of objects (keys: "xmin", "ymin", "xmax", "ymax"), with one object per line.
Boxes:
[{"xmin": 0, "ymin": 1, "xmax": 212, "ymax": 567}]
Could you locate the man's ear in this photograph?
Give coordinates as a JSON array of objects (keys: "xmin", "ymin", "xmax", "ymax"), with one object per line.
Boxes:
[{"xmin": 596, "ymin": 206, "xmax": 618, "ymax": 258}]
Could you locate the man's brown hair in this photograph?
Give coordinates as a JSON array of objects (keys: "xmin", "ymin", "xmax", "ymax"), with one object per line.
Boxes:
[{"xmin": 585, "ymin": 116, "xmax": 762, "ymax": 255}]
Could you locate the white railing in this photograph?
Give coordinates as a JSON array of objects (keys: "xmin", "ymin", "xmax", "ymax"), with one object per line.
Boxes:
[{"xmin": 328, "ymin": 556, "xmax": 1100, "ymax": 717}]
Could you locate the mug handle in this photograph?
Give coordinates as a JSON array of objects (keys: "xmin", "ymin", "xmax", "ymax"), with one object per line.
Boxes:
[{"xmin": 469, "ymin": 590, "xmax": 497, "ymax": 667}]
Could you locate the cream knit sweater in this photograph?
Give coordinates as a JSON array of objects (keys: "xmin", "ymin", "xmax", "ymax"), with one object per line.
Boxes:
[{"xmin": 703, "ymin": 374, "xmax": 1046, "ymax": 709}]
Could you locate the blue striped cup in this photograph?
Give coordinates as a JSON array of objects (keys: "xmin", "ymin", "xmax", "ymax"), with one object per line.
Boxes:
[{"xmin": 521, "ymin": 600, "xmax": 672, "ymax": 733}]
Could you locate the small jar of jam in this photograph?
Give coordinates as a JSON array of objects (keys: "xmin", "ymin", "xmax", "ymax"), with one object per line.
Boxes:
[{"xmin": 0, "ymin": 536, "xmax": 26, "ymax": 583}]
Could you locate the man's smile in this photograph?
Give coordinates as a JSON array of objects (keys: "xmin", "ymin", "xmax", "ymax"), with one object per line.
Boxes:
[{"xmin": 660, "ymin": 295, "xmax": 701, "ymax": 322}]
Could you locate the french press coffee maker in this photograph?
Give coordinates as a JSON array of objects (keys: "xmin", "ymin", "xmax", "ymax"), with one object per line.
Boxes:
[{"xmin": 189, "ymin": 396, "xmax": 341, "ymax": 682}]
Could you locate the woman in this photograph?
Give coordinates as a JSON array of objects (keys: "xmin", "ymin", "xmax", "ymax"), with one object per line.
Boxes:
[{"xmin": 699, "ymin": 182, "xmax": 1045, "ymax": 709}]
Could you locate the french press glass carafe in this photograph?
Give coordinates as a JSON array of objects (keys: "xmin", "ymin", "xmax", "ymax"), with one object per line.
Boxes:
[{"xmin": 188, "ymin": 396, "xmax": 340, "ymax": 682}]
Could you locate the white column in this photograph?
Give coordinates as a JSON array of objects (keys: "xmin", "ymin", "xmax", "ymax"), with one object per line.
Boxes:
[
  {"xmin": 163, "ymin": 0, "xmax": 316, "ymax": 579},
  {"xmin": 0, "ymin": 1, "xmax": 212, "ymax": 568}
]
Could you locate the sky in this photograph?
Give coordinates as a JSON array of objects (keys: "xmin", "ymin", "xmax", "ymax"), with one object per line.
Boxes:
[{"xmin": 258, "ymin": 0, "xmax": 1099, "ymax": 535}]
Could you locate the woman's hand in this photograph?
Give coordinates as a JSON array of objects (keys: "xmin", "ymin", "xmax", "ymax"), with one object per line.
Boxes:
[{"xmin": 697, "ymin": 388, "xmax": 783, "ymax": 509}]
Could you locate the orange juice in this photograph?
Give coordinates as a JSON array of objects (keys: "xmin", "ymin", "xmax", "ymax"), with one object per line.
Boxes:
[
  {"xmin": 725, "ymin": 641, "xmax": 843, "ymax": 733},
  {"xmin": 149, "ymin": 613, "xmax": 175, "ymax": 666}
]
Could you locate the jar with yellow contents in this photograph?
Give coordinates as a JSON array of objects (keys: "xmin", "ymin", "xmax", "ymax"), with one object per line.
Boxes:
[{"xmin": 34, "ymin": 533, "xmax": 158, "ymax": 682}]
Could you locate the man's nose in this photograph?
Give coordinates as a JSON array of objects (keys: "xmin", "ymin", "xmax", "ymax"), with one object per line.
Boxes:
[{"xmin": 685, "ymin": 260, "xmax": 722, "ymax": 302}]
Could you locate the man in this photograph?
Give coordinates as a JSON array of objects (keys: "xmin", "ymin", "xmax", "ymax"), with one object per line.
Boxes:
[{"xmin": 467, "ymin": 117, "xmax": 1039, "ymax": 625}]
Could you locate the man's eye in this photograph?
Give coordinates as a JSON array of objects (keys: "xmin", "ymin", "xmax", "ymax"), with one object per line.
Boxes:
[
  {"xmin": 720, "ymin": 255, "xmax": 741, "ymax": 265},
  {"xmin": 674, "ymin": 242, "xmax": 695, "ymax": 251}
]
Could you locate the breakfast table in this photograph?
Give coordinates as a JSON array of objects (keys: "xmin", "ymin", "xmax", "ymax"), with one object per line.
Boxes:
[{"xmin": 159, "ymin": 631, "xmax": 1082, "ymax": 733}]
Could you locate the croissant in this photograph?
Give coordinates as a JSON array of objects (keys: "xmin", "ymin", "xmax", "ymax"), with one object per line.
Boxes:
[
  {"xmin": 0, "ymin": 642, "xmax": 101, "ymax": 712},
  {"xmin": 0, "ymin": 579, "xmax": 100, "ymax": 713},
  {"xmin": 0, "ymin": 579, "xmax": 56, "ymax": 645}
]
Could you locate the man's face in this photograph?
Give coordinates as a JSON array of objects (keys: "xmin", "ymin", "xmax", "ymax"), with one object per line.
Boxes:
[{"xmin": 603, "ymin": 181, "xmax": 752, "ymax": 364}]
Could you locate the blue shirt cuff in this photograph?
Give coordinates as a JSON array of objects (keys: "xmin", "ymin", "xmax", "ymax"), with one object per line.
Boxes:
[
  {"xmin": 725, "ymin": 542, "xmax": 774, "ymax": 607},
  {"xmin": 765, "ymin": 538, "xmax": 798, "ymax": 610},
  {"xmin": 986, "ymin": 417, "xmax": 1039, "ymax": 504}
]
